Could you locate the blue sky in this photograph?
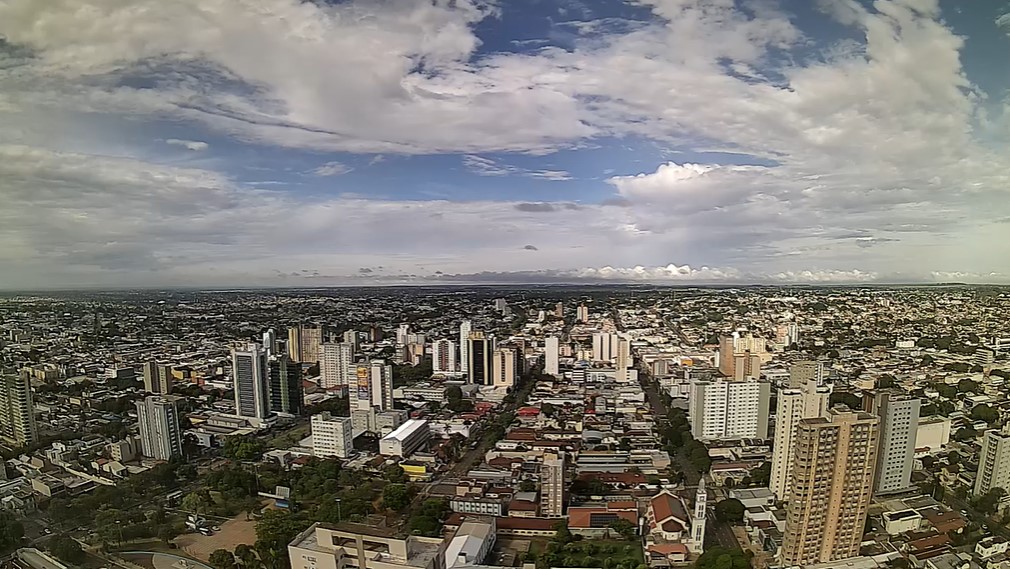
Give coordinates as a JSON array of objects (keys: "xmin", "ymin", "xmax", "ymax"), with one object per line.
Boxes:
[{"xmin": 0, "ymin": 0, "xmax": 1009, "ymax": 288}]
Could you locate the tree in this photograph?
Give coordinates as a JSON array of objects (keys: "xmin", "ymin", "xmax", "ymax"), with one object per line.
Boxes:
[
  {"xmin": 210, "ymin": 549, "xmax": 238, "ymax": 569},
  {"xmin": 954, "ymin": 427, "xmax": 978, "ymax": 442},
  {"xmin": 47, "ymin": 535, "xmax": 84, "ymax": 564},
  {"xmin": 958, "ymin": 378, "xmax": 980, "ymax": 393},
  {"xmin": 255, "ymin": 510, "xmax": 309, "ymax": 565},
  {"xmin": 223, "ymin": 437, "xmax": 266, "ymax": 461},
  {"xmin": 382, "ymin": 484, "xmax": 412, "ymax": 512},
  {"xmin": 971, "ymin": 404, "xmax": 999, "ymax": 425},
  {"xmin": 695, "ymin": 547, "xmax": 751, "ymax": 569},
  {"xmin": 830, "ymin": 392, "xmax": 862, "ymax": 410},
  {"xmin": 748, "ymin": 462, "xmax": 771, "ymax": 487},
  {"xmin": 182, "ymin": 491, "xmax": 211, "ymax": 515},
  {"xmin": 235, "ymin": 543, "xmax": 259, "ymax": 567},
  {"xmin": 519, "ymin": 479, "xmax": 537, "ymax": 492},
  {"xmin": 975, "ymin": 488, "xmax": 1007, "ymax": 515},
  {"xmin": 552, "ymin": 519, "xmax": 574, "ymax": 544},
  {"xmin": 0, "ymin": 510, "xmax": 24, "ymax": 550},
  {"xmin": 714, "ymin": 498, "xmax": 745, "ymax": 523},
  {"xmin": 384, "ymin": 464, "xmax": 407, "ymax": 484},
  {"xmin": 446, "ymin": 386, "xmax": 463, "ymax": 406},
  {"xmin": 608, "ymin": 518, "xmax": 637, "ymax": 540}
]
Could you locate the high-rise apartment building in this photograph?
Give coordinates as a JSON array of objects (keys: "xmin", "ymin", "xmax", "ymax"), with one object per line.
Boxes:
[
  {"xmin": 311, "ymin": 412, "xmax": 354, "ymax": 459},
  {"xmin": 467, "ymin": 332, "xmax": 491, "ymax": 385},
  {"xmin": 688, "ymin": 378, "xmax": 770, "ymax": 441},
  {"xmin": 320, "ymin": 342, "xmax": 354, "ymax": 390},
  {"xmin": 868, "ymin": 390, "xmax": 919, "ymax": 494},
  {"xmin": 396, "ymin": 323, "xmax": 410, "ymax": 346},
  {"xmin": 459, "ymin": 320, "xmax": 472, "ymax": 374},
  {"xmin": 780, "ymin": 409, "xmax": 879, "ymax": 567},
  {"xmin": 544, "ymin": 336, "xmax": 560, "ymax": 376},
  {"xmin": 541, "ymin": 450, "xmax": 565, "ymax": 517},
  {"xmin": 432, "ymin": 339, "xmax": 457, "ymax": 373},
  {"xmin": 492, "ymin": 347, "xmax": 518, "ymax": 388},
  {"xmin": 0, "ymin": 373, "xmax": 37, "ymax": 446},
  {"xmin": 975, "ymin": 425, "xmax": 1010, "ymax": 497},
  {"xmin": 135, "ymin": 395, "xmax": 183, "ymax": 461},
  {"xmin": 263, "ymin": 329, "xmax": 278, "ymax": 356},
  {"xmin": 788, "ymin": 360, "xmax": 824, "ymax": 387},
  {"xmin": 592, "ymin": 332, "xmax": 618, "ymax": 362},
  {"xmin": 576, "ymin": 305, "xmax": 589, "ymax": 323},
  {"xmin": 142, "ymin": 361, "xmax": 173, "ymax": 394},
  {"xmin": 354, "ymin": 360, "xmax": 393, "ymax": 412},
  {"xmin": 342, "ymin": 329, "xmax": 359, "ymax": 351},
  {"xmin": 554, "ymin": 302, "xmax": 564, "ymax": 318},
  {"xmin": 288, "ymin": 324, "xmax": 324, "ymax": 363},
  {"xmin": 269, "ymin": 355, "xmax": 304, "ymax": 416},
  {"xmin": 718, "ymin": 332, "xmax": 767, "ymax": 380},
  {"xmin": 232, "ymin": 343, "xmax": 270, "ymax": 421},
  {"xmin": 615, "ymin": 337, "xmax": 631, "ymax": 370},
  {"xmin": 770, "ymin": 367, "xmax": 832, "ymax": 499}
]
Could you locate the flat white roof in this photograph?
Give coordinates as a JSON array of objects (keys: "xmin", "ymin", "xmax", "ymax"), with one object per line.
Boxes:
[{"xmin": 381, "ymin": 419, "xmax": 428, "ymax": 442}]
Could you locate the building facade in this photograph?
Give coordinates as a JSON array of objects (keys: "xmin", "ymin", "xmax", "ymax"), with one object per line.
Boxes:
[
  {"xmin": 780, "ymin": 409, "xmax": 880, "ymax": 567},
  {"xmin": 311, "ymin": 412, "xmax": 354, "ymax": 459},
  {"xmin": 492, "ymin": 347, "xmax": 518, "ymax": 388},
  {"xmin": 689, "ymin": 378, "xmax": 771, "ymax": 441},
  {"xmin": 354, "ymin": 360, "xmax": 393, "ymax": 413},
  {"xmin": 269, "ymin": 355, "xmax": 304, "ymax": 416},
  {"xmin": 459, "ymin": 320, "xmax": 472, "ymax": 374},
  {"xmin": 288, "ymin": 324, "xmax": 323, "ymax": 363},
  {"xmin": 544, "ymin": 336, "xmax": 560, "ymax": 376},
  {"xmin": 142, "ymin": 361, "xmax": 173, "ymax": 394},
  {"xmin": 232, "ymin": 343, "xmax": 270, "ymax": 421},
  {"xmin": 869, "ymin": 390, "xmax": 920, "ymax": 494},
  {"xmin": 320, "ymin": 342, "xmax": 354, "ymax": 390},
  {"xmin": 135, "ymin": 395, "xmax": 183, "ymax": 461},
  {"xmin": 975, "ymin": 426, "xmax": 1010, "ymax": 497},
  {"xmin": 0, "ymin": 373, "xmax": 37, "ymax": 446},
  {"xmin": 541, "ymin": 451, "xmax": 565, "ymax": 518},
  {"xmin": 379, "ymin": 419, "xmax": 430, "ymax": 457},
  {"xmin": 467, "ymin": 332, "xmax": 491, "ymax": 385},
  {"xmin": 432, "ymin": 339, "xmax": 457, "ymax": 374},
  {"xmin": 770, "ymin": 370, "xmax": 832, "ymax": 499}
]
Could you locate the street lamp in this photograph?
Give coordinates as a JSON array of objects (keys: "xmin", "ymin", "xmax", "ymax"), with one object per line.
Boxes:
[{"xmin": 335, "ymin": 498, "xmax": 342, "ymax": 523}]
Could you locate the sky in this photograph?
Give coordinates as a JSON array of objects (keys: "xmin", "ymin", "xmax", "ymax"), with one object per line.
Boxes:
[{"xmin": 1, "ymin": 0, "xmax": 1009, "ymax": 289}]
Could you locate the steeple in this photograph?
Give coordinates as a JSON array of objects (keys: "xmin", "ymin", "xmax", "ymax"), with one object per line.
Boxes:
[{"xmin": 690, "ymin": 479, "xmax": 707, "ymax": 553}]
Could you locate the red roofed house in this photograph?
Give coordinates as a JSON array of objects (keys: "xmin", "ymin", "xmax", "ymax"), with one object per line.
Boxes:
[{"xmin": 647, "ymin": 490, "xmax": 691, "ymax": 542}]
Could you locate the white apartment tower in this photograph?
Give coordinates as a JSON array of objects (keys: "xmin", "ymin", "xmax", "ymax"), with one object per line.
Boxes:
[
  {"xmin": 0, "ymin": 373, "xmax": 37, "ymax": 446},
  {"xmin": 354, "ymin": 360, "xmax": 393, "ymax": 412},
  {"xmin": 459, "ymin": 320, "xmax": 472, "ymax": 374},
  {"xmin": 432, "ymin": 339, "xmax": 457, "ymax": 373},
  {"xmin": 869, "ymin": 390, "xmax": 920, "ymax": 494},
  {"xmin": 592, "ymin": 332, "xmax": 618, "ymax": 362},
  {"xmin": 544, "ymin": 336, "xmax": 560, "ymax": 376},
  {"xmin": 975, "ymin": 425, "xmax": 1010, "ymax": 497},
  {"xmin": 615, "ymin": 337, "xmax": 631, "ymax": 370},
  {"xmin": 320, "ymin": 342, "xmax": 355, "ymax": 390},
  {"xmin": 311, "ymin": 412, "xmax": 354, "ymax": 459},
  {"xmin": 770, "ymin": 365, "xmax": 832, "ymax": 499},
  {"xmin": 232, "ymin": 343, "xmax": 270, "ymax": 421},
  {"xmin": 135, "ymin": 395, "xmax": 183, "ymax": 461},
  {"xmin": 576, "ymin": 305, "xmax": 589, "ymax": 323},
  {"xmin": 689, "ymin": 378, "xmax": 771, "ymax": 441},
  {"xmin": 541, "ymin": 451, "xmax": 565, "ymax": 517}
]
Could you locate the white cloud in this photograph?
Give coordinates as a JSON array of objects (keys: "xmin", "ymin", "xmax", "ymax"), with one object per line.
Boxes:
[
  {"xmin": 463, "ymin": 155, "xmax": 572, "ymax": 181},
  {"xmin": 164, "ymin": 138, "xmax": 209, "ymax": 151},
  {"xmin": 313, "ymin": 161, "xmax": 352, "ymax": 176},
  {"xmin": 1, "ymin": 0, "xmax": 1009, "ymax": 285}
]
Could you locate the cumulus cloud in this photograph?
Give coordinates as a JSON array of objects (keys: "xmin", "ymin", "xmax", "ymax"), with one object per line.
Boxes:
[
  {"xmin": 165, "ymin": 138, "xmax": 209, "ymax": 151},
  {"xmin": 1, "ymin": 0, "xmax": 1009, "ymax": 286},
  {"xmin": 313, "ymin": 161, "xmax": 352, "ymax": 176}
]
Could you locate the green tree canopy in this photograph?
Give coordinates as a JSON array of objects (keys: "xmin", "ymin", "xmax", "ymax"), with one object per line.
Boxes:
[{"xmin": 714, "ymin": 498, "xmax": 745, "ymax": 523}]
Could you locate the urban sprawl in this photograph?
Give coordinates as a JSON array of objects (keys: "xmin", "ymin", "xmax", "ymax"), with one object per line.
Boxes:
[{"xmin": 0, "ymin": 286, "xmax": 1009, "ymax": 569}]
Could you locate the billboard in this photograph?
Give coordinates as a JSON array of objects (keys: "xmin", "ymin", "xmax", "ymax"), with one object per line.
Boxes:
[{"xmin": 357, "ymin": 366, "xmax": 370, "ymax": 400}]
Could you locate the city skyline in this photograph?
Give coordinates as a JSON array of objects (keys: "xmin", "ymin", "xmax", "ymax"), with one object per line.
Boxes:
[{"xmin": 2, "ymin": 0, "xmax": 1010, "ymax": 288}]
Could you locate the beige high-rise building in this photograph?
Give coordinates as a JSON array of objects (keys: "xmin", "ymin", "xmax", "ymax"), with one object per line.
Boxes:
[
  {"xmin": 142, "ymin": 361, "xmax": 173, "ymax": 394},
  {"xmin": 287, "ymin": 324, "xmax": 323, "ymax": 363},
  {"xmin": 974, "ymin": 425, "xmax": 1010, "ymax": 497},
  {"xmin": 769, "ymin": 367, "xmax": 832, "ymax": 499},
  {"xmin": 492, "ymin": 347, "xmax": 518, "ymax": 388},
  {"xmin": 718, "ymin": 332, "xmax": 768, "ymax": 380},
  {"xmin": 780, "ymin": 408, "xmax": 879, "ymax": 567},
  {"xmin": 541, "ymin": 450, "xmax": 565, "ymax": 517},
  {"xmin": 576, "ymin": 304, "xmax": 589, "ymax": 323}
]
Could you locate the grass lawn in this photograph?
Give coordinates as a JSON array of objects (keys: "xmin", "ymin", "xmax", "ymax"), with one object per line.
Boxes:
[{"xmin": 268, "ymin": 423, "xmax": 310, "ymax": 449}]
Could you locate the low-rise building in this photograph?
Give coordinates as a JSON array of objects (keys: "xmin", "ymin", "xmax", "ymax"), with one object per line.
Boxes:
[
  {"xmin": 288, "ymin": 523, "xmax": 446, "ymax": 569},
  {"xmin": 379, "ymin": 420, "xmax": 430, "ymax": 458}
]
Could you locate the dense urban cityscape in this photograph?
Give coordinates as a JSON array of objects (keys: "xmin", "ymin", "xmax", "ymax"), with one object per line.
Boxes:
[{"xmin": 0, "ymin": 285, "xmax": 1006, "ymax": 569}]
